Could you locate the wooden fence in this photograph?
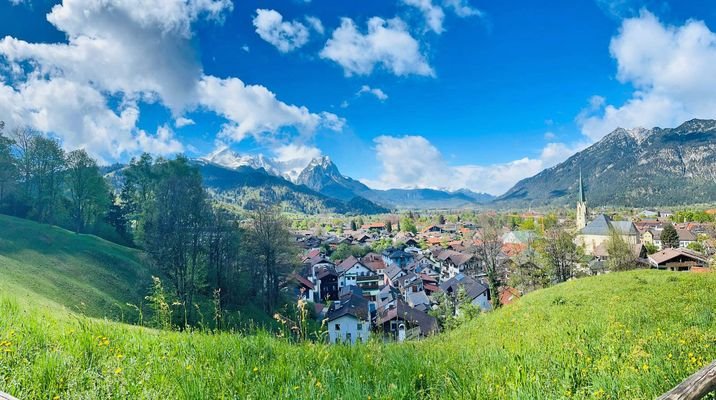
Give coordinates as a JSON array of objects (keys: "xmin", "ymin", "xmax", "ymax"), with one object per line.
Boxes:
[{"xmin": 658, "ymin": 360, "xmax": 716, "ymax": 400}]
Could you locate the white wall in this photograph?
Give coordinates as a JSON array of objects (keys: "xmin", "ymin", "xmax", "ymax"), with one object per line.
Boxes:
[{"xmin": 327, "ymin": 315, "xmax": 370, "ymax": 344}]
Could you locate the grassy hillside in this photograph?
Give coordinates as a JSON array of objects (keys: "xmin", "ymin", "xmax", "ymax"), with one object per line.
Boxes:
[
  {"xmin": 1, "ymin": 257, "xmax": 714, "ymax": 399},
  {"xmin": 0, "ymin": 214, "xmax": 152, "ymax": 319}
]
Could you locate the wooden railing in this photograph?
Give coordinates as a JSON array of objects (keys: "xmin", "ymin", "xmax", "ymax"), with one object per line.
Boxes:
[
  {"xmin": 0, "ymin": 392, "xmax": 18, "ymax": 400},
  {"xmin": 658, "ymin": 360, "xmax": 716, "ymax": 400}
]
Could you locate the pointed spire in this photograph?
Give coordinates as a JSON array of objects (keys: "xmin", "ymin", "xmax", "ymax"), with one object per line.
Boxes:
[{"xmin": 578, "ymin": 168, "xmax": 585, "ymax": 203}]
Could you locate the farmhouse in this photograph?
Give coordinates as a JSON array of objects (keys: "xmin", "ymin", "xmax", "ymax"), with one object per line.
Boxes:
[{"xmin": 648, "ymin": 248, "xmax": 708, "ymax": 271}]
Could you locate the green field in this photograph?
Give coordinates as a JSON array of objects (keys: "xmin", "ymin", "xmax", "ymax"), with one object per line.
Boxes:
[{"xmin": 1, "ymin": 215, "xmax": 715, "ymax": 399}]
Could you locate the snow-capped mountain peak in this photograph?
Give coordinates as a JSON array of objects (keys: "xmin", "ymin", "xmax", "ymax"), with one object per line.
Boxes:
[{"xmin": 201, "ymin": 147, "xmax": 282, "ymax": 177}]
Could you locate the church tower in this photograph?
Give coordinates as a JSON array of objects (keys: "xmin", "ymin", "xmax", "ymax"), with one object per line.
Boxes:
[{"xmin": 576, "ymin": 170, "xmax": 587, "ymax": 230}]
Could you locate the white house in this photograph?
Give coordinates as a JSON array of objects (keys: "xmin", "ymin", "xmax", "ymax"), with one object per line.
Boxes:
[
  {"xmin": 326, "ymin": 292, "xmax": 371, "ymax": 345},
  {"xmin": 336, "ymin": 256, "xmax": 376, "ymax": 289}
]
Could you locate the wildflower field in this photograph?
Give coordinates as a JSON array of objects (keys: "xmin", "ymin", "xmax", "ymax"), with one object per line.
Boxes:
[{"xmin": 1, "ymin": 215, "xmax": 715, "ymax": 399}]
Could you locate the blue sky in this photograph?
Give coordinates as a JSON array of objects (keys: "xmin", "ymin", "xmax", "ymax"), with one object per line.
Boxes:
[{"xmin": 1, "ymin": 0, "xmax": 715, "ymax": 194}]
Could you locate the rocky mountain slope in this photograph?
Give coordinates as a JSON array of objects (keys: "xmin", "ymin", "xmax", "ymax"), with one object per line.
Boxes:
[
  {"xmin": 295, "ymin": 156, "xmax": 495, "ymax": 209},
  {"xmin": 494, "ymin": 119, "xmax": 716, "ymax": 207},
  {"xmin": 195, "ymin": 161, "xmax": 388, "ymax": 215}
]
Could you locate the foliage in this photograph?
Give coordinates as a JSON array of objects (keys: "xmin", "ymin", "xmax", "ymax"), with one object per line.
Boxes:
[
  {"xmin": 644, "ymin": 242, "xmax": 659, "ymax": 255},
  {"xmin": 474, "ymin": 215, "xmax": 505, "ymax": 308},
  {"xmin": 400, "ymin": 216, "xmax": 417, "ymax": 234},
  {"xmin": 606, "ymin": 229, "xmax": 637, "ymax": 271},
  {"xmin": 661, "ymin": 223, "xmax": 680, "ymax": 249},
  {"xmin": 540, "ymin": 228, "xmax": 581, "ymax": 283},
  {"xmin": 329, "ymin": 243, "xmax": 369, "ymax": 262}
]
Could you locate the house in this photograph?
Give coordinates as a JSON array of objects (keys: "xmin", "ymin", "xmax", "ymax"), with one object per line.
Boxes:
[
  {"xmin": 382, "ymin": 248, "xmax": 415, "ymax": 269},
  {"xmin": 377, "ymin": 299, "xmax": 438, "ymax": 341},
  {"xmin": 643, "ymin": 228, "xmax": 697, "ymax": 250},
  {"xmin": 648, "ymin": 248, "xmax": 708, "ymax": 271},
  {"xmin": 316, "ymin": 268, "xmax": 339, "ymax": 302},
  {"xmin": 576, "ymin": 214, "xmax": 639, "ymax": 255},
  {"xmin": 326, "ymin": 290, "xmax": 371, "ymax": 344},
  {"xmin": 361, "ymin": 252, "xmax": 387, "ymax": 275},
  {"xmin": 501, "ymin": 231, "xmax": 536, "ymax": 245},
  {"xmin": 434, "ymin": 249, "xmax": 476, "ymax": 279},
  {"xmin": 439, "ymin": 273, "xmax": 492, "ymax": 311},
  {"xmin": 384, "ymin": 264, "xmax": 407, "ymax": 287},
  {"xmin": 336, "ymin": 256, "xmax": 376, "ymax": 289}
]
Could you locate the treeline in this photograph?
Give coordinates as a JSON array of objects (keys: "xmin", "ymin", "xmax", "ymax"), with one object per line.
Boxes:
[
  {"xmin": 0, "ymin": 125, "xmax": 122, "ymax": 241},
  {"xmin": 120, "ymin": 154, "xmax": 296, "ymax": 326},
  {"xmin": 0, "ymin": 123, "xmax": 296, "ymax": 328}
]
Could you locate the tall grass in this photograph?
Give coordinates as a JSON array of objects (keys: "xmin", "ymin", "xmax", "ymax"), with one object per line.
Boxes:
[{"xmin": 0, "ymin": 270, "xmax": 714, "ymax": 399}]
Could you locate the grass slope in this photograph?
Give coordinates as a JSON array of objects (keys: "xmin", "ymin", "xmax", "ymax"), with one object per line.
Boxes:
[
  {"xmin": 0, "ymin": 260, "xmax": 714, "ymax": 399},
  {"xmin": 0, "ymin": 214, "xmax": 151, "ymax": 319}
]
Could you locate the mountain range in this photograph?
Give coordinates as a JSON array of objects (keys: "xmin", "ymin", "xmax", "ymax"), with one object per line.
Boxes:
[
  {"xmin": 494, "ymin": 119, "xmax": 716, "ymax": 208},
  {"xmin": 200, "ymin": 151, "xmax": 496, "ymax": 211}
]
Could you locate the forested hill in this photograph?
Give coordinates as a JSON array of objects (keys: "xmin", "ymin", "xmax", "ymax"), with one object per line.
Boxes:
[{"xmin": 494, "ymin": 119, "xmax": 716, "ymax": 208}]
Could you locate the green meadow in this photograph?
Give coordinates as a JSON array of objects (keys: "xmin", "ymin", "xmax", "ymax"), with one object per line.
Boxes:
[{"xmin": 1, "ymin": 215, "xmax": 715, "ymax": 399}]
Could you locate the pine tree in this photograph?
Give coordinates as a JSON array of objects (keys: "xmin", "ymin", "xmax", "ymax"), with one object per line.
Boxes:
[{"xmin": 661, "ymin": 223, "xmax": 680, "ymax": 249}]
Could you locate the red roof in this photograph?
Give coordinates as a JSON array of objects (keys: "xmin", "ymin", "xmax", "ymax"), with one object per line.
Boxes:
[
  {"xmin": 293, "ymin": 274, "xmax": 314, "ymax": 290},
  {"xmin": 424, "ymin": 283, "xmax": 440, "ymax": 293},
  {"xmin": 499, "ymin": 287, "xmax": 521, "ymax": 305}
]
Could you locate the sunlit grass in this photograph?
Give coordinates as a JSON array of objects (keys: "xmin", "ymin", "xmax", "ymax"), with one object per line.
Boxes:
[{"xmin": 0, "ymin": 270, "xmax": 714, "ymax": 399}]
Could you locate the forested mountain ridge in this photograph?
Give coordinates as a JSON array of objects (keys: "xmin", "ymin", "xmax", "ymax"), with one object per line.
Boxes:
[{"xmin": 494, "ymin": 119, "xmax": 716, "ymax": 207}]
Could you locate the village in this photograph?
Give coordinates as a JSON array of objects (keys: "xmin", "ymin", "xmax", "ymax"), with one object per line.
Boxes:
[{"xmin": 290, "ymin": 175, "xmax": 715, "ymax": 344}]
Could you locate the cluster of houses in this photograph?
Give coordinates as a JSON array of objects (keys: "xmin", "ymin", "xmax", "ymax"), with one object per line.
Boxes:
[
  {"xmin": 293, "ymin": 242, "xmax": 503, "ymax": 344},
  {"xmin": 575, "ymin": 176, "xmax": 712, "ymax": 272},
  {"xmin": 288, "ymin": 174, "xmax": 714, "ymax": 344},
  {"xmin": 292, "ymin": 222, "xmax": 522, "ymax": 344}
]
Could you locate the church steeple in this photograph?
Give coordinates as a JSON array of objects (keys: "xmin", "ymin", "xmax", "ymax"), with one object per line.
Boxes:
[{"xmin": 576, "ymin": 169, "xmax": 587, "ymax": 230}]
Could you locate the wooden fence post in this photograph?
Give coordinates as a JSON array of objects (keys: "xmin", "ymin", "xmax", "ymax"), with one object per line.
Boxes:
[{"xmin": 658, "ymin": 360, "xmax": 716, "ymax": 400}]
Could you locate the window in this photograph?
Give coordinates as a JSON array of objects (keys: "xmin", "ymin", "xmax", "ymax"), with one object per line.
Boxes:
[
  {"xmin": 346, "ymin": 333, "xmax": 352, "ymax": 342},
  {"xmin": 357, "ymin": 323, "xmax": 363, "ymax": 330},
  {"xmin": 335, "ymin": 323, "xmax": 341, "ymax": 331}
]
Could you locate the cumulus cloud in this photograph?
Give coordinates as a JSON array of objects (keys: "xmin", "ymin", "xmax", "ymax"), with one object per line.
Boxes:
[
  {"xmin": 577, "ymin": 11, "xmax": 716, "ymax": 141},
  {"xmin": 253, "ymin": 9, "xmax": 310, "ymax": 53},
  {"xmin": 357, "ymin": 85, "xmax": 388, "ymax": 101},
  {"xmin": 175, "ymin": 117, "xmax": 195, "ymax": 127},
  {"xmin": 197, "ymin": 75, "xmax": 343, "ymax": 143},
  {"xmin": 363, "ymin": 135, "xmax": 585, "ymax": 195},
  {"xmin": 320, "ymin": 17, "xmax": 434, "ymax": 77},
  {"xmin": 272, "ymin": 143, "xmax": 323, "ymax": 180},
  {"xmin": 401, "ymin": 0, "xmax": 445, "ymax": 33},
  {"xmin": 0, "ymin": 0, "xmax": 338, "ymax": 161}
]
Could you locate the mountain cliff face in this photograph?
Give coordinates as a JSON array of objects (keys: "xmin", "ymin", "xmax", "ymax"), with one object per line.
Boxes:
[
  {"xmin": 294, "ymin": 156, "xmax": 495, "ymax": 209},
  {"xmin": 494, "ymin": 119, "xmax": 716, "ymax": 208},
  {"xmin": 195, "ymin": 161, "xmax": 388, "ymax": 215}
]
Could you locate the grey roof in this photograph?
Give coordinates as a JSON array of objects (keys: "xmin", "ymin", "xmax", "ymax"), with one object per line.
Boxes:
[
  {"xmin": 439, "ymin": 273, "xmax": 488, "ymax": 301},
  {"xmin": 406, "ymin": 290, "xmax": 431, "ymax": 307},
  {"xmin": 326, "ymin": 293, "xmax": 369, "ymax": 322},
  {"xmin": 581, "ymin": 214, "xmax": 638, "ymax": 236}
]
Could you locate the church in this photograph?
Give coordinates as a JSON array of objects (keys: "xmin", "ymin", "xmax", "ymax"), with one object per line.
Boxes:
[{"xmin": 574, "ymin": 172, "xmax": 639, "ymax": 255}]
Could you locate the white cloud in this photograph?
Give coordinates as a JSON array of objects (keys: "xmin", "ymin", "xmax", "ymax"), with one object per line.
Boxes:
[
  {"xmin": 197, "ymin": 75, "xmax": 343, "ymax": 143},
  {"xmin": 357, "ymin": 85, "xmax": 388, "ymax": 101},
  {"xmin": 364, "ymin": 135, "xmax": 585, "ymax": 195},
  {"xmin": 272, "ymin": 143, "xmax": 323, "ymax": 180},
  {"xmin": 577, "ymin": 11, "xmax": 716, "ymax": 141},
  {"xmin": 175, "ymin": 117, "xmax": 195, "ymax": 127},
  {"xmin": 253, "ymin": 9, "xmax": 310, "ymax": 53},
  {"xmin": 401, "ymin": 0, "xmax": 481, "ymax": 33},
  {"xmin": 442, "ymin": 0, "xmax": 481, "ymax": 17},
  {"xmin": 0, "ymin": 0, "xmax": 338, "ymax": 161},
  {"xmin": 544, "ymin": 131, "xmax": 556, "ymax": 140},
  {"xmin": 401, "ymin": 0, "xmax": 445, "ymax": 33},
  {"xmin": 320, "ymin": 17, "xmax": 434, "ymax": 77},
  {"xmin": 305, "ymin": 16, "xmax": 325, "ymax": 35}
]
